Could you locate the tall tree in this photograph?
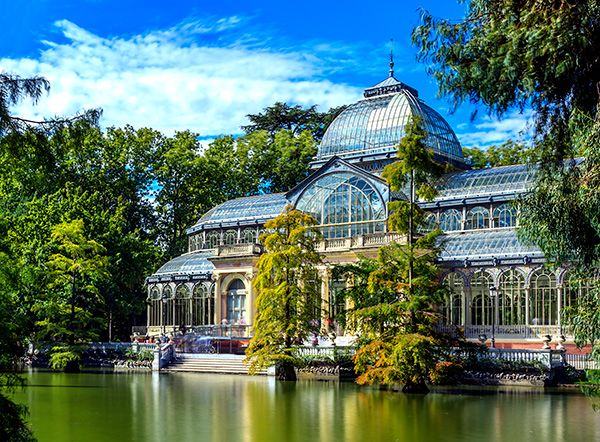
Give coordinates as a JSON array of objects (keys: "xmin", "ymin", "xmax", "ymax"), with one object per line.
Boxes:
[
  {"xmin": 337, "ymin": 117, "xmax": 450, "ymax": 394},
  {"xmin": 350, "ymin": 233, "xmax": 453, "ymax": 393},
  {"xmin": 245, "ymin": 206, "xmax": 322, "ymax": 381},
  {"xmin": 39, "ymin": 220, "xmax": 109, "ymax": 371},
  {"xmin": 242, "ymin": 102, "xmax": 347, "ymax": 142}
]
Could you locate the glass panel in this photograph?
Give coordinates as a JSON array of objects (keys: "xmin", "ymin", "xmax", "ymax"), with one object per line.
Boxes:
[{"xmin": 295, "ymin": 172, "xmax": 386, "ymax": 239}]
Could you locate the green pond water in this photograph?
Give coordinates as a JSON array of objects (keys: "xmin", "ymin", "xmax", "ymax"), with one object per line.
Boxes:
[{"xmin": 12, "ymin": 370, "xmax": 600, "ymax": 442}]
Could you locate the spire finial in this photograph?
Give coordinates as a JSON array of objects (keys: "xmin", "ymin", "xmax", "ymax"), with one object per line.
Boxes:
[{"xmin": 389, "ymin": 38, "xmax": 394, "ymax": 78}]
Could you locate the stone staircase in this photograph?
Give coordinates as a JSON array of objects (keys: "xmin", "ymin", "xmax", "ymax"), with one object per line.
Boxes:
[{"xmin": 164, "ymin": 354, "xmax": 268, "ymax": 375}]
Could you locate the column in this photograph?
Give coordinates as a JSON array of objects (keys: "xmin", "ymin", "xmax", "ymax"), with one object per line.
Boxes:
[
  {"xmin": 213, "ymin": 274, "xmax": 221, "ymax": 325},
  {"xmin": 525, "ymin": 286, "xmax": 530, "ymax": 326},
  {"xmin": 557, "ymin": 286, "xmax": 562, "ymax": 330},
  {"xmin": 319, "ymin": 268, "xmax": 330, "ymax": 333},
  {"xmin": 245, "ymin": 271, "xmax": 256, "ymax": 328},
  {"xmin": 464, "ymin": 286, "xmax": 471, "ymax": 326}
]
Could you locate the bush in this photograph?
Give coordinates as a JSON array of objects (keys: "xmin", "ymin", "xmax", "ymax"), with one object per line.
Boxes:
[{"xmin": 429, "ymin": 361, "xmax": 463, "ymax": 385}]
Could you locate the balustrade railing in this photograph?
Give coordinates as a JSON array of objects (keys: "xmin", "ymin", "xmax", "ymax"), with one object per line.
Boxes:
[
  {"xmin": 439, "ymin": 324, "xmax": 563, "ymax": 340},
  {"xmin": 450, "ymin": 347, "xmax": 565, "ymax": 369}
]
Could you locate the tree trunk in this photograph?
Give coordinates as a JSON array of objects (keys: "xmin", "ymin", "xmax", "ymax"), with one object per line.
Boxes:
[
  {"xmin": 64, "ymin": 359, "xmax": 81, "ymax": 373},
  {"xmin": 276, "ymin": 360, "xmax": 297, "ymax": 381},
  {"xmin": 402, "ymin": 380, "xmax": 429, "ymax": 394},
  {"xmin": 69, "ymin": 273, "xmax": 76, "ymax": 346}
]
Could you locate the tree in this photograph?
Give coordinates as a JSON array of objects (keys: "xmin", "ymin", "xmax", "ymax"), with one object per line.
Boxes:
[
  {"xmin": 334, "ymin": 117, "xmax": 457, "ymax": 394},
  {"xmin": 463, "ymin": 140, "xmax": 536, "ymax": 169},
  {"xmin": 413, "ymin": 1, "xmax": 600, "ymax": 161},
  {"xmin": 0, "ymin": 73, "xmax": 49, "ymax": 134},
  {"xmin": 350, "ymin": 233, "xmax": 454, "ymax": 393},
  {"xmin": 242, "ymin": 102, "xmax": 347, "ymax": 142},
  {"xmin": 39, "ymin": 220, "xmax": 109, "ymax": 371},
  {"xmin": 245, "ymin": 206, "xmax": 322, "ymax": 381}
]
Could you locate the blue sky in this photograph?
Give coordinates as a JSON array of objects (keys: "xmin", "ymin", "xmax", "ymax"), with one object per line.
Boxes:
[{"xmin": 1, "ymin": 0, "xmax": 531, "ymax": 148}]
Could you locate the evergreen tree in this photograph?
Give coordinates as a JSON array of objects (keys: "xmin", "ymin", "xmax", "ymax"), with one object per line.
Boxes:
[{"xmin": 245, "ymin": 206, "xmax": 322, "ymax": 381}]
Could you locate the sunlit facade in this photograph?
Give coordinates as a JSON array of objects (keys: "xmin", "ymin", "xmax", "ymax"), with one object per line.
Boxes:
[{"xmin": 144, "ymin": 69, "xmax": 581, "ymax": 347}]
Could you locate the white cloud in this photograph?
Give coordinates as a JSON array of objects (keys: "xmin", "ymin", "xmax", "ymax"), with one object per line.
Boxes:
[
  {"xmin": 1, "ymin": 18, "xmax": 363, "ymax": 136},
  {"xmin": 456, "ymin": 110, "xmax": 533, "ymax": 148}
]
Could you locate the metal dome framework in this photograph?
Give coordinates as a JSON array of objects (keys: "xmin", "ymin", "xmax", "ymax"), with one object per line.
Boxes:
[{"xmin": 314, "ymin": 77, "xmax": 466, "ymax": 171}]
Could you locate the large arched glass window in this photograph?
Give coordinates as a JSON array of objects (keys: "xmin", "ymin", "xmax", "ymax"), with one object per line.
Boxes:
[
  {"xmin": 148, "ymin": 286, "xmax": 161, "ymax": 327},
  {"xmin": 493, "ymin": 204, "xmax": 516, "ymax": 228},
  {"xmin": 470, "ymin": 271, "xmax": 493, "ymax": 325},
  {"xmin": 498, "ymin": 270, "xmax": 526, "ymax": 325},
  {"xmin": 443, "ymin": 273, "xmax": 465, "ymax": 325},
  {"xmin": 163, "ymin": 286, "xmax": 174, "ymax": 328},
  {"xmin": 227, "ymin": 279, "xmax": 246, "ymax": 324},
  {"xmin": 440, "ymin": 209, "xmax": 462, "ymax": 232},
  {"xmin": 530, "ymin": 270, "xmax": 557, "ymax": 325},
  {"xmin": 465, "ymin": 207, "xmax": 490, "ymax": 230},
  {"xmin": 192, "ymin": 283, "xmax": 213, "ymax": 326},
  {"xmin": 295, "ymin": 172, "xmax": 385, "ymax": 239},
  {"xmin": 175, "ymin": 285, "xmax": 191, "ymax": 327}
]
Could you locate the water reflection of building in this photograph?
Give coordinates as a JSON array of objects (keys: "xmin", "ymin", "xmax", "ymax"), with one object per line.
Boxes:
[{"xmin": 144, "ymin": 65, "xmax": 588, "ymax": 348}]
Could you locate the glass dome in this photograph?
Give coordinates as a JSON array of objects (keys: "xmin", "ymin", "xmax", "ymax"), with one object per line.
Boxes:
[{"xmin": 316, "ymin": 76, "xmax": 465, "ymax": 168}]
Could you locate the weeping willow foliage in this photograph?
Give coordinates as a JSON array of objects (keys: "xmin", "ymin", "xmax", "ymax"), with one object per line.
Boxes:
[{"xmin": 245, "ymin": 206, "xmax": 322, "ymax": 380}]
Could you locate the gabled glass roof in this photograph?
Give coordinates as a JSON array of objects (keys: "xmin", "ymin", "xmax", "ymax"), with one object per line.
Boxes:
[
  {"xmin": 438, "ymin": 230, "xmax": 541, "ymax": 261},
  {"xmin": 317, "ymin": 77, "xmax": 464, "ymax": 166},
  {"xmin": 153, "ymin": 251, "xmax": 215, "ymax": 276},
  {"xmin": 433, "ymin": 164, "xmax": 534, "ymax": 200},
  {"xmin": 193, "ymin": 193, "xmax": 289, "ymax": 228}
]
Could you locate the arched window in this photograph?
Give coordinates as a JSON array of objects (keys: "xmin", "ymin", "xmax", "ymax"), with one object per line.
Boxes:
[
  {"xmin": 295, "ymin": 172, "xmax": 385, "ymax": 239},
  {"xmin": 207, "ymin": 231, "xmax": 221, "ymax": 248},
  {"xmin": 416, "ymin": 212, "xmax": 438, "ymax": 235},
  {"xmin": 240, "ymin": 228, "xmax": 257, "ymax": 244},
  {"xmin": 227, "ymin": 279, "xmax": 246, "ymax": 324},
  {"xmin": 163, "ymin": 286, "xmax": 174, "ymax": 328},
  {"xmin": 258, "ymin": 228, "xmax": 268, "ymax": 244},
  {"xmin": 498, "ymin": 270, "xmax": 526, "ymax": 325},
  {"xmin": 175, "ymin": 285, "xmax": 191, "ymax": 327},
  {"xmin": 224, "ymin": 230, "xmax": 238, "ymax": 245},
  {"xmin": 329, "ymin": 278, "xmax": 346, "ymax": 323},
  {"xmin": 470, "ymin": 271, "xmax": 493, "ymax": 325},
  {"xmin": 148, "ymin": 286, "xmax": 161, "ymax": 327},
  {"xmin": 443, "ymin": 273, "xmax": 465, "ymax": 325},
  {"xmin": 440, "ymin": 209, "xmax": 462, "ymax": 232},
  {"xmin": 192, "ymin": 283, "xmax": 214, "ymax": 326},
  {"xmin": 465, "ymin": 207, "xmax": 490, "ymax": 230},
  {"xmin": 562, "ymin": 271, "xmax": 598, "ymax": 312},
  {"xmin": 493, "ymin": 204, "xmax": 516, "ymax": 228},
  {"xmin": 530, "ymin": 269, "xmax": 557, "ymax": 325}
]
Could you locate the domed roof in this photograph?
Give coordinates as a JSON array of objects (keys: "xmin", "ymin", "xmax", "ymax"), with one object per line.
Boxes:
[{"xmin": 315, "ymin": 75, "xmax": 466, "ymax": 169}]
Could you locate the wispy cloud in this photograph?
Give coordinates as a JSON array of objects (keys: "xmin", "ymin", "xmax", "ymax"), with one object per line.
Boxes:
[
  {"xmin": 456, "ymin": 110, "xmax": 533, "ymax": 148},
  {"xmin": 1, "ymin": 17, "xmax": 364, "ymax": 136}
]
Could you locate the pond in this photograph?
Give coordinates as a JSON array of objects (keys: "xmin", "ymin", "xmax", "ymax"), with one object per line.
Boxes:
[{"xmin": 12, "ymin": 370, "xmax": 600, "ymax": 442}]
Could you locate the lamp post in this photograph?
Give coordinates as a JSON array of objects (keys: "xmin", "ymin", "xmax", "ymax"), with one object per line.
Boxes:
[
  {"xmin": 489, "ymin": 285, "xmax": 497, "ymax": 348},
  {"xmin": 162, "ymin": 293, "xmax": 168, "ymax": 335}
]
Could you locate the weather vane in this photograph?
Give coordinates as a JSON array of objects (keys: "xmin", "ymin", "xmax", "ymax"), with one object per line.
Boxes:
[{"xmin": 389, "ymin": 38, "xmax": 394, "ymax": 77}]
